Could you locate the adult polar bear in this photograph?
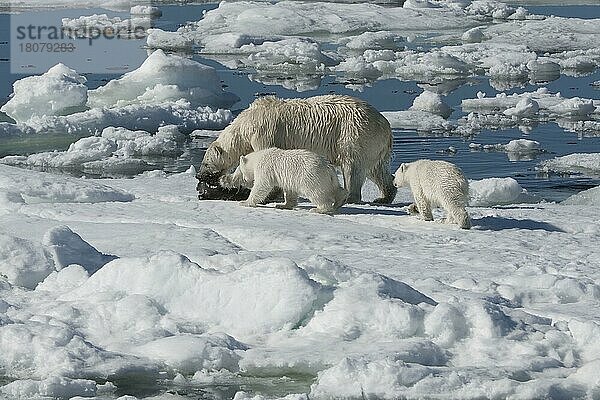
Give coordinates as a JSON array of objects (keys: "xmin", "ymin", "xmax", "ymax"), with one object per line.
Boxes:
[{"xmin": 197, "ymin": 95, "xmax": 396, "ymax": 204}]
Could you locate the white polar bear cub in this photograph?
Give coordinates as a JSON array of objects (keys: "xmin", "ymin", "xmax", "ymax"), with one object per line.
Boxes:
[
  {"xmin": 394, "ymin": 159, "xmax": 471, "ymax": 229},
  {"xmin": 221, "ymin": 148, "xmax": 348, "ymax": 214}
]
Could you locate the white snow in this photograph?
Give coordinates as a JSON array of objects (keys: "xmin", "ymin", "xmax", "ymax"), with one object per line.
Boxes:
[
  {"xmin": 468, "ymin": 177, "xmax": 527, "ymax": 206},
  {"xmin": 0, "ymin": 125, "xmax": 186, "ymax": 176},
  {"xmin": 0, "ymin": 51, "xmax": 237, "ymax": 137},
  {"xmin": 0, "ymin": 377, "xmax": 97, "ymax": 399},
  {"xmin": 503, "ymin": 97, "xmax": 539, "ymax": 118},
  {"xmin": 462, "ymin": 26, "xmax": 485, "ymax": 43},
  {"xmin": 137, "ymin": 0, "xmax": 599, "ymax": 94},
  {"xmin": 504, "ymin": 139, "xmax": 541, "ymax": 153},
  {"xmin": 61, "ymin": 14, "xmax": 152, "ymax": 37},
  {"xmin": 538, "ymin": 153, "xmax": 600, "ymax": 176},
  {"xmin": 462, "ymin": 88, "xmax": 599, "ymax": 118},
  {"xmin": 470, "ymin": 139, "xmax": 542, "ymax": 160},
  {"xmin": 338, "ymin": 31, "xmax": 404, "ymax": 51},
  {"xmin": 2, "ymin": 0, "xmax": 600, "ymax": 397},
  {"xmin": 382, "ymin": 111, "xmax": 455, "ymax": 132},
  {"xmin": 382, "ymin": 90, "xmax": 454, "ymax": 131},
  {"xmin": 88, "ymin": 50, "xmax": 238, "ymax": 110},
  {"xmin": 1, "ymin": 64, "xmax": 87, "ymax": 124},
  {"xmin": 485, "ymin": 16, "xmax": 600, "ymax": 53},
  {"xmin": 409, "ymin": 90, "xmax": 452, "ymax": 118},
  {"xmin": 130, "ymin": 5, "xmax": 162, "ymax": 16},
  {"xmin": 1, "ymin": 163, "xmax": 599, "ymax": 398},
  {"xmin": 562, "ymin": 185, "xmax": 600, "ymax": 206},
  {"xmin": 0, "ymin": 233, "xmax": 54, "ymax": 289}
]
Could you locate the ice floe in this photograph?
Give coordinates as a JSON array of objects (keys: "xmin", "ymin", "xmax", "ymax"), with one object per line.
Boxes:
[
  {"xmin": 61, "ymin": 13, "xmax": 152, "ymax": 38},
  {"xmin": 139, "ymin": 0, "xmax": 600, "ymax": 94},
  {"xmin": 382, "ymin": 90, "xmax": 455, "ymax": 132},
  {"xmin": 0, "ymin": 125, "xmax": 186, "ymax": 176},
  {"xmin": 468, "ymin": 177, "xmax": 528, "ymax": 206},
  {"xmin": 538, "ymin": 153, "xmax": 600, "ymax": 176},
  {"xmin": 469, "ymin": 139, "xmax": 543, "ymax": 161},
  {"xmin": 562, "ymin": 185, "xmax": 600, "ymax": 206},
  {"xmin": 0, "ymin": 50, "xmax": 236, "ymax": 137},
  {"xmin": 0, "ymin": 63, "xmax": 88, "ymax": 123},
  {"xmin": 459, "ymin": 88, "xmax": 600, "ymax": 135}
]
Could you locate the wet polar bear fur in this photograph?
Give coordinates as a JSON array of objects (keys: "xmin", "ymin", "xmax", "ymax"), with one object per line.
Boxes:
[
  {"xmin": 198, "ymin": 95, "xmax": 396, "ymax": 204},
  {"xmin": 394, "ymin": 159, "xmax": 471, "ymax": 229},
  {"xmin": 221, "ymin": 148, "xmax": 348, "ymax": 214}
]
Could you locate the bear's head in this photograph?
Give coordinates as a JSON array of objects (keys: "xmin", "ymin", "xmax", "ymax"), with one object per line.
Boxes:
[
  {"xmin": 196, "ymin": 142, "xmax": 250, "ymax": 200},
  {"xmin": 197, "ymin": 142, "xmax": 234, "ymax": 180},
  {"xmin": 393, "ymin": 163, "xmax": 409, "ymax": 188}
]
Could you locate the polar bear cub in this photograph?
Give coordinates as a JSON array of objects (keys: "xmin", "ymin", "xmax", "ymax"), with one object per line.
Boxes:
[
  {"xmin": 394, "ymin": 159, "xmax": 471, "ymax": 229},
  {"xmin": 221, "ymin": 148, "xmax": 348, "ymax": 214}
]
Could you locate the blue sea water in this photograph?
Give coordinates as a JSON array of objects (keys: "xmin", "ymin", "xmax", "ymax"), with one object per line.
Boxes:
[{"xmin": 0, "ymin": 3, "xmax": 599, "ymax": 203}]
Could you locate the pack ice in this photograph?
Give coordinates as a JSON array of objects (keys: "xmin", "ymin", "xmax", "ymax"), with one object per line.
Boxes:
[
  {"xmin": 0, "ymin": 50, "xmax": 237, "ymax": 138},
  {"xmin": 0, "ymin": 163, "xmax": 599, "ymax": 399}
]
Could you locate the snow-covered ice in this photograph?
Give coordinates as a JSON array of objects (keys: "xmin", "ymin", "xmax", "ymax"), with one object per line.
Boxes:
[
  {"xmin": 61, "ymin": 14, "xmax": 152, "ymax": 38},
  {"xmin": 0, "ymin": 126, "xmax": 187, "ymax": 176},
  {"xmin": 382, "ymin": 90, "xmax": 455, "ymax": 132},
  {"xmin": 538, "ymin": 153, "xmax": 600, "ymax": 176},
  {"xmin": 0, "ymin": 50, "xmax": 237, "ymax": 137},
  {"xmin": 1, "ymin": 63, "xmax": 87, "ymax": 123},
  {"xmin": 459, "ymin": 88, "xmax": 600, "ymax": 135},
  {"xmin": 88, "ymin": 50, "xmax": 238, "ymax": 110},
  {"xmin": 1, "ymin": 163, "xmax": 599, "ymax": 398},
  {"xmin": 138, "ymin": 0, "xmax": 600, "ymax": 94},
  {"xmin": 469, "ymin": 139, "xmax": 543, "ymax": 161},
  {"xmin": 468, "ymin": 177, "xmax": 528, "ymax": 206},
  {"xmin": 1, "ymin": 0, "xmax": 600, "ymax": 398}
]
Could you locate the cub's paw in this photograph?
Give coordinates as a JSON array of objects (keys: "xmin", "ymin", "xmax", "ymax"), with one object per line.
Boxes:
[{"xmin": 239, "ymin": 200, "xmax": 257, "ymax": 207}]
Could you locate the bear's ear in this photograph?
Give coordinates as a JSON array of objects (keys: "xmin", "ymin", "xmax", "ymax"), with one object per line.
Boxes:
[
  {"xmin": 239, "ymin": 155, "xmax": 247, "ymax": 164},
  {"xmin": 212, "ymin": 143, "xmax": 223, "ymax": 156},
  {"xmin": 399, "ymin": 163, "xmax": 407, "ymax": 173}
]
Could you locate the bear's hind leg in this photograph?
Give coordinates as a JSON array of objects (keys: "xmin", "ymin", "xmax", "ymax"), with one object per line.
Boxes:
[
  {"xmin": 369, "ymin": 159, "xmax": 397, "ymax": 204},
  {"xmin": 447, "ymin": 205, "xmax": 471, "ymax": 229},
  {"xmin": 275, "ymin": 191, "xmax": 298, "ymax": 210},
  {"xmin": 342, "ymin": 162, "xmax": 366, "ymax": 204},
  {"xmin": 413, "ymin": 190, "xmax": 433, "ymax": 221}
]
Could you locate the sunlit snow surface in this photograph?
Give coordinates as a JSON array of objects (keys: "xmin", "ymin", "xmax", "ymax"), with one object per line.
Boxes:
[
  {"xmin": 0, "ymin": 165, "xmax": 600, "ymax": 399},
  {"xmin": 0, "ymin": 0, "xmax": 600, "ymax": 399},
  {"xmin": 0, "ymin": 50, "xmax": 236, "ymax": 136}
]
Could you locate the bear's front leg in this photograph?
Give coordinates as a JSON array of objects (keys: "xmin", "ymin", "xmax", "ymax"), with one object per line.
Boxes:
[
  {"xmin": 342, "ymin": 162, "xmax": 366, "ymax": 204},
  {"xmin": 275, "ymin": 191, "xmax": 298, "ymax": 210},
  {"xmin": 241, "ymin": 179, "xmax": 273, "ymax": 208}
]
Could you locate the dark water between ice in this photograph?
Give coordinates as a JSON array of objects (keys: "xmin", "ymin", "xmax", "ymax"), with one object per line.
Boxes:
[{"xmin": 1, "ymin": 3, "xmax": 600, "ymax": 204}]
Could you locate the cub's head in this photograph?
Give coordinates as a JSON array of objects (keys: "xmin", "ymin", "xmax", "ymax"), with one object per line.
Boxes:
[{"xmin": 393, "ymin": 163, "xmax": 409, "ymax": 188}]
